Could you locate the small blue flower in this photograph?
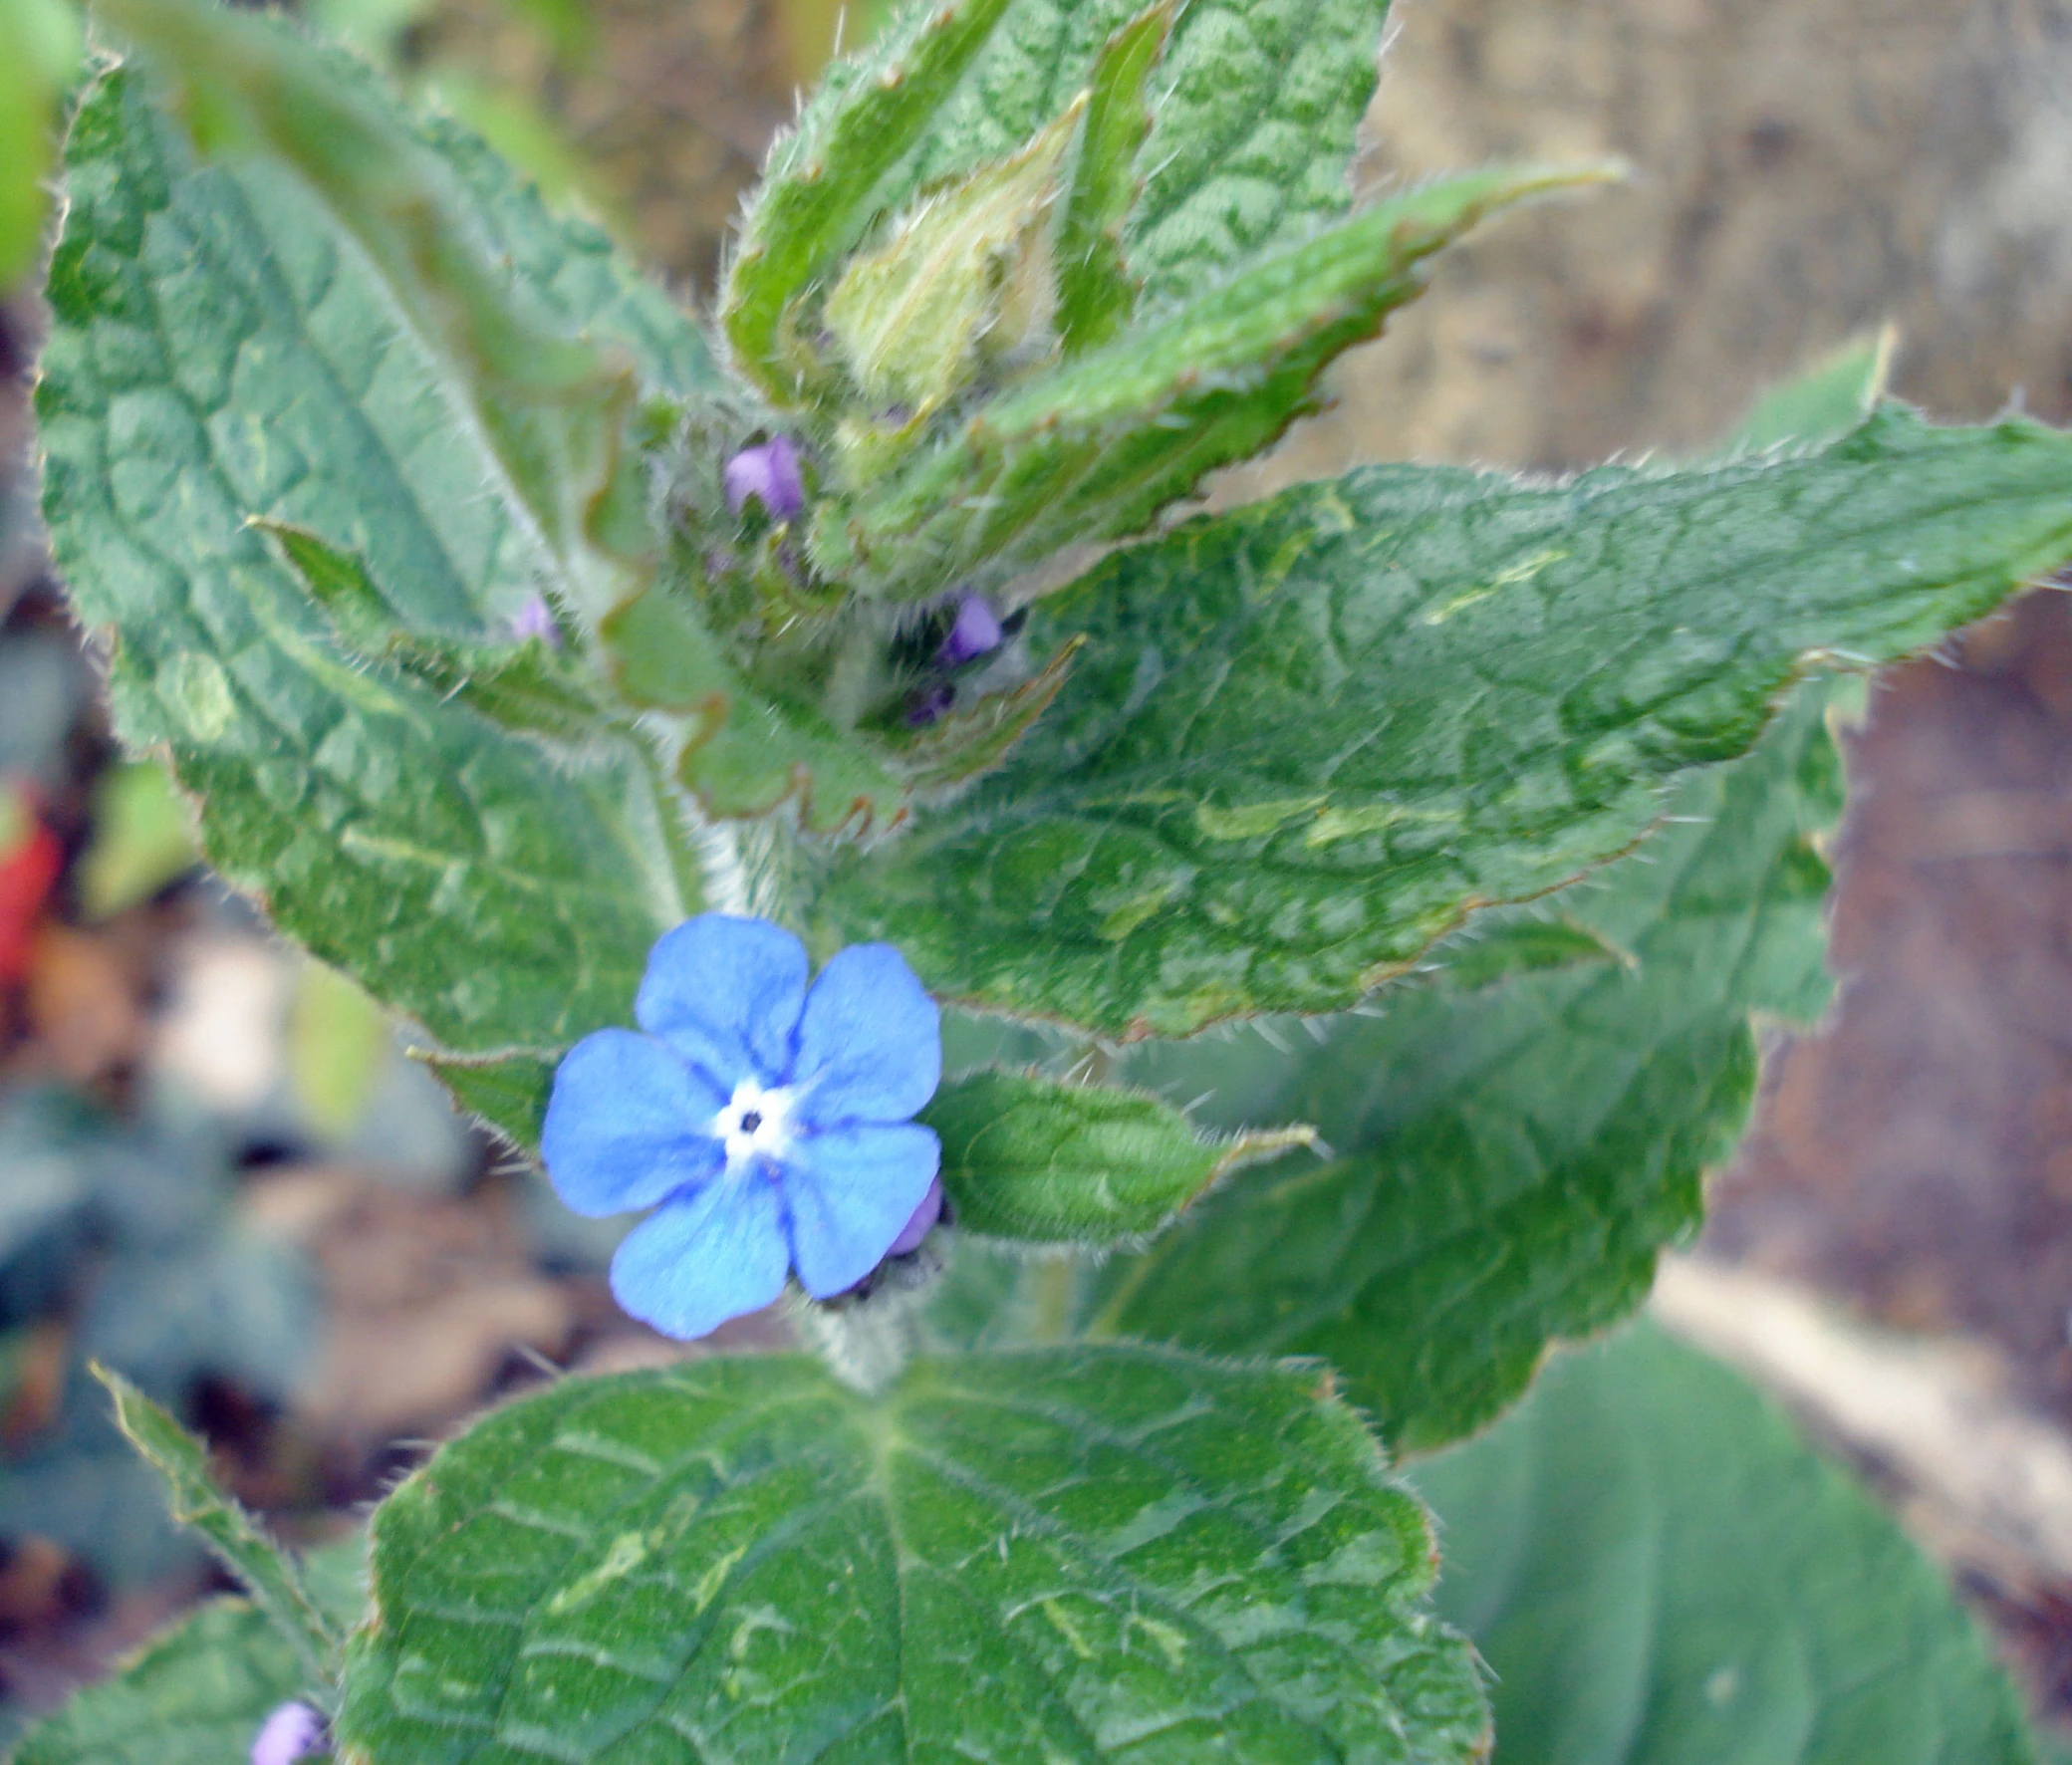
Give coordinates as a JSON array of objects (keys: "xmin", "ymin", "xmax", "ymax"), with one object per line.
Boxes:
[{"xmin": 542, "ymin": 915, "xmax": 942, "ymax": 1340}]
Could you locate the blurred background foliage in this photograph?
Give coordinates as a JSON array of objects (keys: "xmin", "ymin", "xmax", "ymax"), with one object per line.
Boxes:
[{"xmin": 3, "ymin": 0, "xmax": 2072, "ymax": 1755}]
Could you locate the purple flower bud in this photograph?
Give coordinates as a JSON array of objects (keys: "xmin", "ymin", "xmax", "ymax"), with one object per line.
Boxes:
[
  {"xmin": 723, "ymin": 436, "xmax": 804, "ymax": 521},
  {"xmin": 888, "ymin": 1176, "xmax": 943, "ymax": 1256},
  {"xmin": 938, "ymin": 594, "xmax": 1003, "ymax": 666},
  {"xmin": 252, "ymin": 1702, "xmax": 327, "ymax": 1765},
  {"xmin": 904, "ymin": 680, "xmax": 955, "ymax": 728},
  {"xmin": 508, "ymin": 594, "xmax": 561, "ymax": 646}
]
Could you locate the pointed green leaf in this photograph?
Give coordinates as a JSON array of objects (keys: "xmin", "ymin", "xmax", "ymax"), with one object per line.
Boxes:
[
  {"xmin": 820, "ymin": 164, "xmax": 1608, "ymax": 597},
  {"xmin": 1705, "ymin": 323, "xmax": 1897, "ymax": 462},
  {"xmin": 1080, "ymin": 681, "xmax": 1847, "ymax": 1449},
  {"xmin": 821, "ymin": 408, "xmax": 2072, "ymax": 1037},
  {"xmin": 721, "ymin": 0, "xmax": 1020, "ymax": 396},
  {"xmin": 338, "ymin": 1347, "xmax": 1488, "ymax": 1764},
  {"xmin": 12, "ymin": 1537, "xmax": 368, "ymax": 1765},
  {"xmin": 925, "ymin": 1067, "xmax": 1312, "ymax": 1243},
  {"xmin": 96, "ymin": 1367, "xmax": 342, "ymax": 1690},
  {"xmin": 39, "ymin": 48, "xmax": 703, "ymax": 1053},
  {"xmin": 1054, "ymin": 0, "xmax": 1175, "ymax": 354},
  {"xmin": 1414, "ymin": 1324, "xmax": 2039, "ymax": 1765},
  {"xmin": 415, "ymin": 1047, "xmax": 554, "ymax": 1150},
  {"xmin": 258, "ymin": 521, "xmax": 607, "ymax": 741},
  {"xmin": 1432, "ymin": 913, "xmax": 1629, "ymax": 991}
]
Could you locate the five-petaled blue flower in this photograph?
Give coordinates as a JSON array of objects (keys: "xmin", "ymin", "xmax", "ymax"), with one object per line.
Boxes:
[{"xmin": 542, "ymin": 915, "xmax": 942, "ymax": 1340}]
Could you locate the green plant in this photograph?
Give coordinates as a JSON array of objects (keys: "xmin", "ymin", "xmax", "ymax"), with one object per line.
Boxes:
[{"xmin": 19, "ymin": 0, "xmax": 2072, "ymax": 1755}]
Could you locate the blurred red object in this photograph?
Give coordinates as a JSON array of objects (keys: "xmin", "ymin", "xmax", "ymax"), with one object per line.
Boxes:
[{"xmin": 0, "ymin": 781, "xmax": 62, "ymax": 986}]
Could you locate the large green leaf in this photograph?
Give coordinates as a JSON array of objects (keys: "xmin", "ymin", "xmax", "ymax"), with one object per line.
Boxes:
[
  {"xmin": 822, "ymin": 409, "xmax": 2072, "ymax": 1039},
  {"xmin": 1413, "ymin": 1323, "xmax": 2039, "ymax": 1765},
  {"xmin": 1078, "ymin": 680, "xmax": 1845, "ymax": 1449},
  {"xmin": 37, "ymin": 29, "xmax": 701, "ymax": 1053},
  {"xmin": 10, "ymin": 1538, "xmax": 367, "ymax": 1765},
  {"xmin": 339, "ymin": 1346, "xmax": 1488, "ymax": 1763}
]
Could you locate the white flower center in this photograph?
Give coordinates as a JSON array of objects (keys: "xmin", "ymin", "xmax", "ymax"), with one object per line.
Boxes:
[{"xmin": 713, "ymin": 1078, "xmax": 795, "ymax": 1169}]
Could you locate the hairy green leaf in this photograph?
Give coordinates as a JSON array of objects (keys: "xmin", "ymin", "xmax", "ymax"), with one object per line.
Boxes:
[
  {"xmin": 925, "ymin": 1067, "xmax": 1312, "ymax": 1243},
  {"xmin": 1079, "ymin": 681, "xmax": 1847, "ymax": 1449},
  {"xmin": 96, "ymin": 1367, "xmax": 342, "ymax": 1689},
  {"xmin": 92, "ymin": 0, "xmax": 661, "ymax": 631},
  {"xmin": 823, "ymin": 408, "xmax": 2072, "ymax": 1038},
  {"xmin": 339, "ymin": 1347, "xmax": 1487, "ymax": 1763},
  {"xmin": 820, "ymin": 165, "xmax": 1598, "ymax": 598},
  {"xmin": 1054, "ymin": 0, "xmax": 1174, "ymax": 354},
  {"xmin": 789, "ymin": 0, "xmax": 1404, "ymax": 315},
  {"xmin": 38, "ymin": 41, "xmax": 703, "ymax": 1053},
  {"xmin": 258, "ymin": 521, "xmax": 607, "ymax": 742},
  {"xmin": 11, "ymin": 1538, "xmax": 367, "ymax": 1765},
  {"xmin": 1414, "ymin": 1323, "xmax": 2039, "ymax": 1765}
]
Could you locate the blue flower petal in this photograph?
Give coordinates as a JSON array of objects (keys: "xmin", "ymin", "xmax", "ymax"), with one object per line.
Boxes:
[
  {"xmin": 542, "ymin": 1030, "xmax": 727, "ymax": 1217},
  {"xmin": 609, "ymin": 1170, "xmax": 790, "ymax": 1340},
  {"xmin": 791, "ymin": 943, "xmax": 941, "ymax": 1127},
  {"xmin": 636, "ymin": 914, "xmax": 808, "ymax": 1087},
  {"xmin": 783, "ymin": 1123, "xmax": 940, "ymax": 1298}
]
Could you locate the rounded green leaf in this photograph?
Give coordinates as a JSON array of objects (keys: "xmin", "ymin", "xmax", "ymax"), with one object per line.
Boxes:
[
  {"xmin": 1413, "ymin": 1323, "xmax": 2039, "ymax": 1765},
  {"xmin": 339, "ymin": 1346, "xmax": 1488, "ymax": 1762},
  {"xmin": 927, "ymin": 1066, "xmax": 1312, "ymax": 1244}
]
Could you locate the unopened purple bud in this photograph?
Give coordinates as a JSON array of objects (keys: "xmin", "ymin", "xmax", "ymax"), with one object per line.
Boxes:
[
  {"xmin": 889, "ymin": 1176, "xmax": 943, "ymax": 1256},
  {"xmin": 509, "ymin": 594, "xmax": 560, "ymax": 646},
  {"xmin": 723, "ymin": 436, "xmax": 804, "ymax": 521},
  {"xmin": 905, "ymin": 681, "xmax": 954, "ymax": 728},
  {"xmin": 252, "ymin": 1702, "xmax": 327, "ymax": 1765},
  {"xmin": 938, "ymin": 594, "xmax": 1003, "ymax": 666}
]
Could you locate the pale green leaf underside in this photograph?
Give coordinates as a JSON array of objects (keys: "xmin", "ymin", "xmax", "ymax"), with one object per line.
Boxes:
[
  {"xmin": 1414, "ymin": 1323, "xmax": 2038, "ymax": 1765},
  {"xmin": 11, "ymin": 1538, "xmax": 367, "ymax": 1765},
  {"xmin": 340, "ymin": 1347, "xmax": 1488, "ymax": 1764},
  {"xmin": 38, "ymin": 60, "xmax": 697, "ymax": 1052},
  {"xmin": 1080, "ymin": 681, "xmax": 1845, "ymax": 1450},
  {"xmin": 925, "ymin": 1067, "xmax": 1312, "ymax": 1244},
  {"xmin": 822, "ymin": 409, "xmax": 2072, "ymax": 1039}
]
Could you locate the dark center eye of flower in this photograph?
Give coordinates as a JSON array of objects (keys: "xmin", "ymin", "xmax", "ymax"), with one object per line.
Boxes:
[{"xmin": 739, "ymin": 1110, "xmax": 764, "ymax": 1135}]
